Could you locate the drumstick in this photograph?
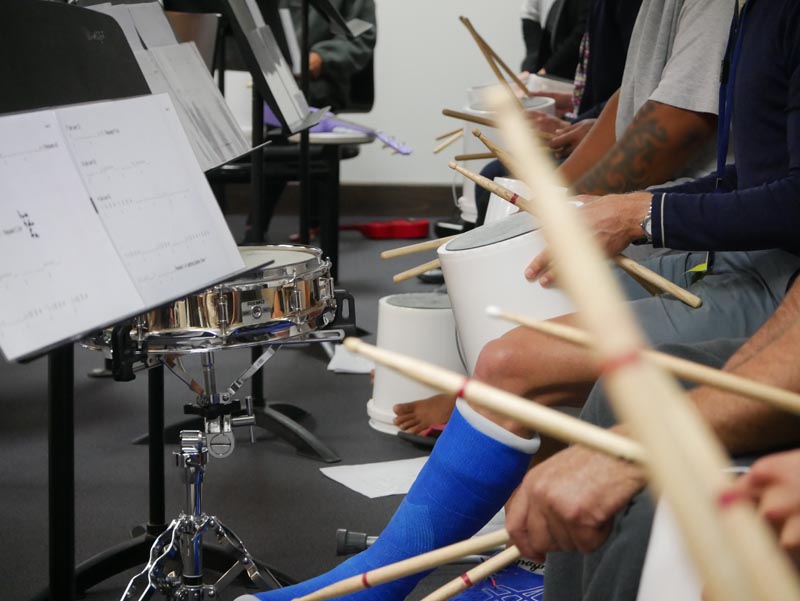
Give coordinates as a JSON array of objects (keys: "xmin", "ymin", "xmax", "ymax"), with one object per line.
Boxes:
[
  {"xmin": 293, "ymin": 529, "xmax": 511, "ymax": 601},
  {"xmin": 419, "ymin": 545, "xmax": 522, "ymax": 601},
  {"xmin": 454, "ymin": 152, "xmax": 496, "ymax": 161},
  {"xmin": 474, "ymin": 126, "xmax": 554, "ymax": 154},
  {"xmin": 344, "ymin": 338, "xmax": 646, "ymax": 464},
  {"xmin": 393, "ymin": 258, "xmax": 441, "ymax": 283},
  {"xmin": 492, "ymin": 85, "xmax": 800, "ymax": 601},
  {"xmin": 459, "ymin": 16, "xmax": 530, "ymax": 99},
  {"xmin": 436, "ymin": 127, "xmax": 463, "ymax": 141},
  {"xmin": 458, "ymin": 17, "xmax": 524, "ymax": 108},
  {"xmin": 448, "ymin": 161, "xmax": 704, "ymax": 309},
  {"xmin": 434, "ymin": 130, "xmax": 463, "ymax": 154},
  {"xmin": 488, "ymin": 307, "xmax": 800, "ymax": 416},
  {"xmin": 381, "ymin": 235, "xmax": 459, "ymax": 260},
  {"xmin": 443, "ymin": 108, "xmax": 497, "ymax": 129},
  {"xmin": 471, "ymin": 130, "xmax": 518, "ymax": 169}
]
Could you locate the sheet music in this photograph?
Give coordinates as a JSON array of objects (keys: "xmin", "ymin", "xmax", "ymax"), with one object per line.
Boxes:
[
  {"xmin": 127, "ymin": 2, "xmax": 179, "ymax": 49},
  {"xmin": 88, "ymin": 3, "xmax": 145, "ymax": 51},
  {"xmin": 0, "ymin": 110, "xmax": 143, "ymax": 361},
  {"xmin": 55, "ymin": 94, "xmax": 244, "ymax": 308}
]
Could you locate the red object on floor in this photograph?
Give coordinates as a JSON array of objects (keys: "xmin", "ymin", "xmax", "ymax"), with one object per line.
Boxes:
[{"xmin": 339, "ymin": 218, "xmax": 430, "ymax": 239}]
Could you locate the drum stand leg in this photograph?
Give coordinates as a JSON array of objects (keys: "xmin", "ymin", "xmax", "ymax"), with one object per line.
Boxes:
[
  {"xmin": 249, "ymin": 346, "xmax": 341, "ymax": 463},
  {"xmin": 121, "ymin": 431, "xmax": 282, "ymax": 601}
]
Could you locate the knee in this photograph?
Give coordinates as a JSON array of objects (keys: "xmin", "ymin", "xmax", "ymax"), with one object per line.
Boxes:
[{"xmin": 473, "ymin": 336, "xmax": 522, "ymax": 386}]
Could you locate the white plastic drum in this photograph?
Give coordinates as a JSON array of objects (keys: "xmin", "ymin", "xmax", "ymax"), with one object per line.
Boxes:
[
  {"xmin": 368, "ymin": 293, "xmax": 466, "ymax": 434},
  {"xmin": 485, "ymin": 177, "xmax": 528, "ymax": 224},
  {"xmin": 456, "ymin": 93, "xmax": 555, "ymax": 223},
  {"xmin": 438, "ymin": 212, "xmax": 575, "ymax": 373}
]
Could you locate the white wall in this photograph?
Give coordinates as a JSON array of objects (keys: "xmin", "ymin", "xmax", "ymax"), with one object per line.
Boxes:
[{"xmin": 340, "ymin": 1, "xmax": 524, "ymax": 185}]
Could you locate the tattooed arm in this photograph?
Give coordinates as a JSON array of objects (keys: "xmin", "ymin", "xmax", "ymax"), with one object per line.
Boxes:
[{"xmin": 559, "ymin": 99, "xmax": 717, "ymax": 195}]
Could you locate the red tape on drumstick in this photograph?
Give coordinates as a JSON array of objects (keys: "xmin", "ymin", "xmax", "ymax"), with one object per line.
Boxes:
[
  {"xmin": 718, "ymin": 490, "xmax": 750, "ymax": 509},
  {"xmin": 460, "ymin": 572, "xmax": 474, "ymax": 588},
  {"xmin": 361, "ymin": 572, "xmax": 372, "ymax": 588},
  {"xmin": 508, "ymin": 193, "xmax": 519, "ymax": 205},
  {"xmin": 456, "ymin": 378, "xmax": 471, "ymax": 399},
  {"xmin": 599, "ymin": 350, "xmax": 642, "ymax": 376}
]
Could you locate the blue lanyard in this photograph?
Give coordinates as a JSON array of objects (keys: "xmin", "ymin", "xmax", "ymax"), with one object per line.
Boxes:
[{"xmin": 716, "ymin": 1, "xmax": 749, "ymax": 189}]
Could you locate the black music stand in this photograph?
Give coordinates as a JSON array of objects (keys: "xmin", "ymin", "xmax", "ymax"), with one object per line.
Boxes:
[{"xmin": 0, "ymin": 2, "xmax": 288, "ymax": 598}]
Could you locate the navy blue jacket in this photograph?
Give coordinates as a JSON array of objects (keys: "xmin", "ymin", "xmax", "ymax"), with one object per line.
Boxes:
[{"xmin": 650, "ymin": 0, "xmax": 800, "ymax": 255}]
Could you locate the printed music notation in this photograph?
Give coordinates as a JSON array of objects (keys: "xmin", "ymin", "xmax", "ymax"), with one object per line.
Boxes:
[{"xmin": 0, "ymin": 95, "xmax": 244, "ymax": 362}]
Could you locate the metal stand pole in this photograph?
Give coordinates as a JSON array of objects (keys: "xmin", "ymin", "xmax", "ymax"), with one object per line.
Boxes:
[{"xmin": 49, "ymin": 344, "xmax": 76, "ymax": 601}]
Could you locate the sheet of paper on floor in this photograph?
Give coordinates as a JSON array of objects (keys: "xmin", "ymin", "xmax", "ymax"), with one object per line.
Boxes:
[
  {"xmin": 327, "ymin": 343, "xmax": 375, "ymax": 374},
  {"xmin": 319, "ymin": 456, "xmax": 505, "ymax": 536}
]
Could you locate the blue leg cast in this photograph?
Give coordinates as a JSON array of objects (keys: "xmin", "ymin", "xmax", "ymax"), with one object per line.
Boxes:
[{"xmin": 244, "ymin": 405, "xmax": 537, "ymax": 601}]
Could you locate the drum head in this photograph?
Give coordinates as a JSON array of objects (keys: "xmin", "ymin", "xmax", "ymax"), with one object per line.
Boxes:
[
  {"xmin": 385, "ymin": 292, "xmax": 452, "ymax": 310},
  {"xmin": 445, "ymin": 212, "xmax": 537, "ymax": 251},
  {"xmin": 233, "ymin": 245, "xmax": 322, "ymax": 290}
]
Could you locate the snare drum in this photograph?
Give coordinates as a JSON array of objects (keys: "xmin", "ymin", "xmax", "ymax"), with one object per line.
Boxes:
[
  {"xmin": 141, "ymin": 245, "xmax": 335, "ymax": 351},
  {"xmin": 368, "ymin": 293, "xmax": 466, "ymax": 434},
  {"xmin": 438, "ymin": 213, "xmax": 575, "ymax": 372}
]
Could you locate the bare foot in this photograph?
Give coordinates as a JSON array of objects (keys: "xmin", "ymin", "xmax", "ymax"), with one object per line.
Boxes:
[{"xmin": 394, "ymin": 394, "xmax": 456, "ymax": 434}]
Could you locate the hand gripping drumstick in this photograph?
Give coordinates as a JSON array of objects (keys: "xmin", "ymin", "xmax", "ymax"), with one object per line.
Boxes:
[
  {"xmin": 418, "ymin": 545, "xmax": 522, "ymax": 601},
  {"xmin": 488, "ymin": 307, "xmax": 800, "ymax": 416},
  {"xmin": 448, "ymin": 160, "xmax": 703, "ymax": 309},
  {"xmin": 344, "ymin": 338, "xmax": 646, "ymax": 464},
  {"xmin": 492, "ymin": 85, "xmax": 800, "ymax": 601},
  {"xmin": 291, "ymin": 528, "xmax": 511, "ymax": 601}
]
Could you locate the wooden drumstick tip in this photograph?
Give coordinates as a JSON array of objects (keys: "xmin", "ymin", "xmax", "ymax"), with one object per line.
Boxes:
[
  {"xmin": 485, "ymin": 305, "xmax": 502, "ymax": 318},
  {"xmin": 343, "ymin": 337, "xmax": 362, "ymax": 353},
  {"xmin": 472, "ymin": 128, "xmax": 482, "ymax": 138},
  {"xmin": 448, "ymin": 161, "xmax": 458, "ymax": 170}
]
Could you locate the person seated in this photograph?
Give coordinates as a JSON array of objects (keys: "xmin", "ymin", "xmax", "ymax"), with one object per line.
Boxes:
[
  {"xmin": 236, "ymin": 3, "xmax": 800, "ymax": 601},
  {"xmin": 507, "ymin": 281, "xmax": 800, "ymax": 600},
  {"xmin": 279, "ymin": 0, "xmax": 376, "ymax": 112},
  {"xmin": 400, "ymin": 0, "xmax": 731, "ymax": 433},
  {"xmin": 521, "ymin": 0, "xmax": 590, "ymax": 80}
]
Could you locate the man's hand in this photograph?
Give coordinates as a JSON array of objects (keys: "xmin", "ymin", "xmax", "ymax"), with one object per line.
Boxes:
[
  {"xmin": 525, "ymin": 192, "xmax": 652, "ymax": 285},
  {"xmin": 529, "ymin": 91, "xmax": 574, "ymax": 118},
  {"xmin": 506, "ymin": 444, "xmax": 646, "ymax": 561},
  {"xmin": 724, "ymin": 450, "xmax": 800, "ymax": 566},
  {"xmin": 309, "ymin": 52, "xmax": 323, "ymax": 79},
  {"xmin": 551, "ymin": 119, "xmax": 596, "ymax": 159},
  {"xmin": 526, "ymin": 111, "xmax": 570, "ymax": 135}
]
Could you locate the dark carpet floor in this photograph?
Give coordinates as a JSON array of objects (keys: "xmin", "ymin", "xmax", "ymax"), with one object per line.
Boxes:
[{"xmin": 0, "ymin": 213, "xmax": 470, "ymax": 601}]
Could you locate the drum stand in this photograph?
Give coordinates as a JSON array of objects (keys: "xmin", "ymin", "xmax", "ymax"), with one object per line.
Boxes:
[{"xmin": 121, "ymin": 430, "xmax": 279, "ymax": 601}]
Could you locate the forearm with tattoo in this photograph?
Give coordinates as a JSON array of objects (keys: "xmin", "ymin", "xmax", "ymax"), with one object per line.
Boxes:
[{"xmin": 573, "ymin": 100, "xmax": 716, "ymax": 195}]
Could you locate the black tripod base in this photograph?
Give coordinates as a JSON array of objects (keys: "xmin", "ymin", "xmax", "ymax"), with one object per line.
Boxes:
[
  {"xmin": 31, "ymin": 528, "xmax": 296, "ymax": 600},
  {"xmin": 255, "ymin": 404, "xmax": 340, "ymax": 463}
]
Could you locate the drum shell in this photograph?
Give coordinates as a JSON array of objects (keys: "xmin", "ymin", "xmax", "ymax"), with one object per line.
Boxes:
[
  {"xmin": 485, "ymin": 177, "xmax": 528, "ymax": 224},
  {"xmin": 438, "ymin": 215, "xmax": 575, "ymax": 372},
  {"xmin": 142, "ymin": 245, "xmax": 335, "ymax": 350},
  {"xmin": 368, "ymin": 293, "xmax": 466, "ymax": 434}
]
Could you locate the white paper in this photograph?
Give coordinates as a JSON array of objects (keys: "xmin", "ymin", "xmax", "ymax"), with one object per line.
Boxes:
[
  {"xmin": 320, "ymin": 457, "xmax": 428, "ymax": 499},
  {"xmin": 135, "ymin": 43, "xmax": 251, "ymax": 171},
  {"xmin": 127, "ymin": 2, "xmax": 179, "ymax": 48},
  {"xmin": 635, "ymin": 501, "xmax": 701, "ymax": 601},
  {"xmin": 88, "ymin": 3, "xmax": 145, "ymax": 51},
  {"xmin": 56, "ymin": 94, "xmax": 244, "ymax": 308},
  {"xmin": 327, "ymin": 344, "xmax": 374, "ymax": 374},
  {"xmin": 0, "ymin": 111, "xmax": 143, "ymax": 361}
]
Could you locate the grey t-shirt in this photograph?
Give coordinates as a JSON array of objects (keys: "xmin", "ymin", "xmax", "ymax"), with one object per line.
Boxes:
[{"xmin": 616, "ymin": 0, "xmax": 735, "ymax": 179}]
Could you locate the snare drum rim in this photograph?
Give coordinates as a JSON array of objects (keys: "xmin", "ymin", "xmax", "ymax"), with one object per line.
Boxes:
[{"xmin": 228, "ymin": 245, "xmax": 331, "ymax": 292}]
